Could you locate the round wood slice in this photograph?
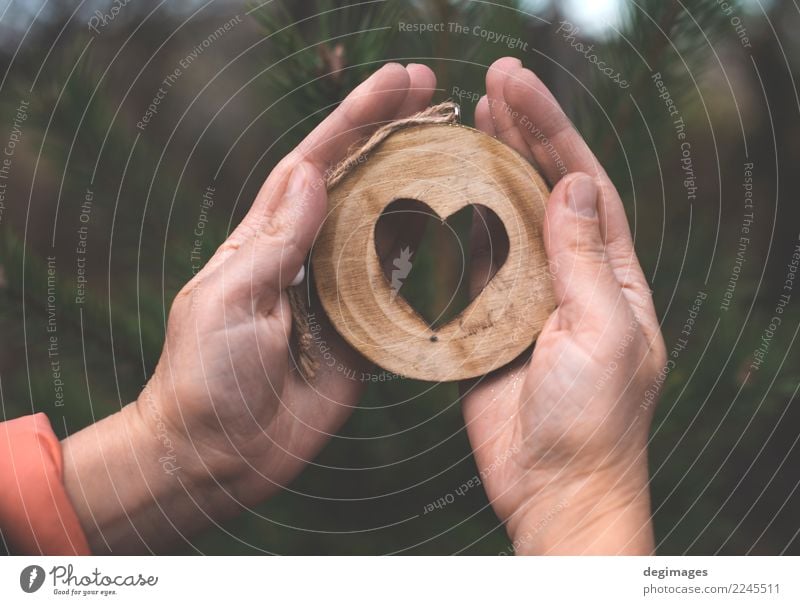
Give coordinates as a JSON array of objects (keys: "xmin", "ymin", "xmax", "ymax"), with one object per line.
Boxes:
[{"xmin": 311, "ymin": 123, "xmax": 555, "ymax": 382}]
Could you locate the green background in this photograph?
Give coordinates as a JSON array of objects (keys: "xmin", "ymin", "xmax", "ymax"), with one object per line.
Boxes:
[{"xmin": 0, "ymin": 0, "xmax": 798, "ymax": 554}]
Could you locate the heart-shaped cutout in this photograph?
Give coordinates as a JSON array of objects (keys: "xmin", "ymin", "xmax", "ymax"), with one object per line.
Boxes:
[
  {"xmin": 374, "ymin": 199, "xmax": 509, "ymax": 330},
  {"xmin": 312, "ymin": 123, "xmax": 554, "ymax": 382}
]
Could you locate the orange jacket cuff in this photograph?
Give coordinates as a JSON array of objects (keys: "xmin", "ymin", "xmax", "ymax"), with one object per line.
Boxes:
[{"xmin": 0, "ymin": 413, "xmax": 90, "ymax": 555}]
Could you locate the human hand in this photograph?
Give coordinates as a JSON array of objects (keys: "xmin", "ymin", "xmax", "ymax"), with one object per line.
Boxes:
[
  {"xmin": 62, "ymin": 63, "xmax": 437, "ymax": 552},
  {"xmin": 462, "ymin": 58, "xmax": 667, "ymax": 555},
  {"xmin": 146, "ymin": 62, "xmax": 436, "ymax": 490}
]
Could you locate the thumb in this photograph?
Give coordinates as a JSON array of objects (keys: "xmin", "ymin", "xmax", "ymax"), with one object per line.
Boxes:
[
  {"xmin": 226, "ymin": 161, "xmax": 327, "ymax": 312},
  {"xmin": 544, "ymin": 173, "xmax": 623, "ymax": 330}
]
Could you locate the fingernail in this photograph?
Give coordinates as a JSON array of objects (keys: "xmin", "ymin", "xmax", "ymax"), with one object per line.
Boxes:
[
  {"xmin": 567, "ymin": 175, "xmax": 597, "ymax": 218},
  {"xmin": 290, "ymin": 265, "xmax": 305, "ymax": 287},
  {"xmin": 286, "ymin": 163, "xmax": 309, "ymax": 198}
]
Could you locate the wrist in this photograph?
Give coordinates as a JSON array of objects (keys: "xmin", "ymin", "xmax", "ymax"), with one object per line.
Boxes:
[
  {"xmin": 506, "ymin": 462, "xmax": 654, "ymax": 555},
  {"xmin": 133, "ymin": 381, "xmax": 278, "ymax": 505},
  {"xmin": 62, "ymin": 388, "xmax": 276, "ymax": 554},
  {"xmin": 62, "ymin": 400, "xmax": 187, "ymax": 552}
]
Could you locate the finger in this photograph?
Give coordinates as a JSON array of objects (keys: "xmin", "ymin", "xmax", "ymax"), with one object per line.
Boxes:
[
  {"xmin": 397, "ymin": 63, "xmax": 437, "ymax": 117},
  {"xmin": 226, "ymin": 64, "xmax": 432, "ymax": 305},
  {"xmin": 543, "ymin": 172, "xmax": 631, "ymax": 332},
  {"xmin": 474, "ymin": 94, "xmax": 496, "ymax": 137},
  {"xmin": 254, "ymin": 63, "xmax": 425, "ymax": 242},
  {"xmin": 501, "ymin": 66, "xmax": 633, "ymax": 251},
  {"xmin": 485, "ymin": 57, "xmax": 534, "ymax": 163},
  {"xmin": 247, "ymin": 63, "xmax": 414, "ymax": 225},
  {"xmin": 502, "ymin": 65, "xmax": 659, "ymax": 331},
  {"xmin": 226, "ymin": 161, "xmax": 327, "ymax": 311},
  {"xmin": 293, "ymin": 62, "xmax": 413, "ymax": 172},
  {"xmin": 205, "ymin": 64, "xmax": 415, "ymax": 272}
]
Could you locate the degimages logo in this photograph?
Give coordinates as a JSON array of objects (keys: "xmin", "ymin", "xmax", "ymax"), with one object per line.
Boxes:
[{"xmin": 19, "ymin": 565, "xmax": 45, "ymax": 593}]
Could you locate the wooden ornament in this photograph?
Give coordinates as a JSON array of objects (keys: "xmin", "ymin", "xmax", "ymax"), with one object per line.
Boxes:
[{"xmin": 311, "ymin": 123, "xmax": 555, "ymax": 382}]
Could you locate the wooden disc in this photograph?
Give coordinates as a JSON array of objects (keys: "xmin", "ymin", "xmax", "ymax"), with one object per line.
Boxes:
[{"xmin": 311, "ymin": 123, "xmax": 555, "ymax": 382}]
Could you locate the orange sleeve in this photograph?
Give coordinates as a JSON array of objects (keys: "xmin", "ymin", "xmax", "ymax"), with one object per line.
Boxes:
[{"xmin": 0, "ymin": 413, "xmax": 90, "ymax": 555}]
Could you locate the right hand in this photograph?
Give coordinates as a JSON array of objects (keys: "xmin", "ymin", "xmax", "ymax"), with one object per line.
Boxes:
[{"xmin": 463, "ymin": 58, "xmax": 667, "ymax": 554}]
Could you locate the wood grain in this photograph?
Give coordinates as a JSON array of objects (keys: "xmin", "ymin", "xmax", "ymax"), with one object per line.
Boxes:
[{"xmin": 311, "ymin": 123, "xmax": 555, "ymax": 382}]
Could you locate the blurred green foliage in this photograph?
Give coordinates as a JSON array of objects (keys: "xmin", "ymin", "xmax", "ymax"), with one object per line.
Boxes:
[{"xmin": 0, "ymin": 0, "xmax": 797, "ymax": 554}]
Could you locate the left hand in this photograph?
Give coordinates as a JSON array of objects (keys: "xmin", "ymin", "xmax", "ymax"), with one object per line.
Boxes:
[
  {"xmin": 145, "ymin": 63, "xmax": 438, "ymax": 493},
  {"xmin": 62, "ymin": 64, "xmax": 438, "ymax": 553}
]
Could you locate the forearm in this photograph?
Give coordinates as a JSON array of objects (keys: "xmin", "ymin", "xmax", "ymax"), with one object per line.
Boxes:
[
  {"xmin": 507, "ymin": 465, "xmax": 655, "ymax": 555},
  {"xmin": 60, "ymin": 396, "xmax": 264, "ymax": 554}
]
